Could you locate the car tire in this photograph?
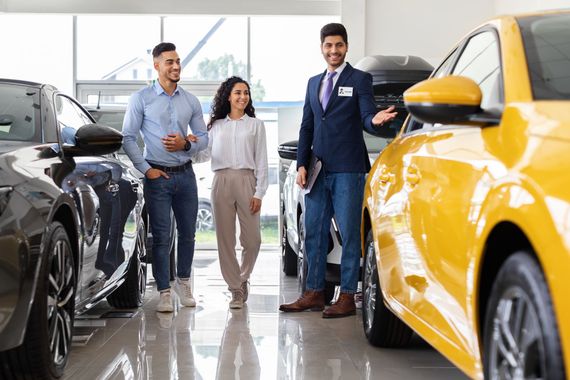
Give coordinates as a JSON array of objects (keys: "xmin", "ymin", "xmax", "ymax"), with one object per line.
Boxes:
[
  {"xmin": 282, "ymin": 218, "xmax": 297, "ymax": 276},
  {"xmin": 107, "ymin": 226, "xmax": 147, "ymax": 308},
  {"xmin": 0, "ymin": 222, "xmax": 76, "ymax": 379},
  {"xmin": 483, "ymin": 252, "xmax": 566, "ymax": 380},
  {"xmin": 362, "ymin": 230, "xmax": 413, "ymax": 347},
  {"xmin": 297, "ymin": 213, "xmax": 308, "ymax": 293},
  {"xmin": 169, "ymin": 219, "xmax": 177, "ymax": 282},
  {"xmin": 196, "ymin": 202, "xmax": 214, "ymax": 231}
]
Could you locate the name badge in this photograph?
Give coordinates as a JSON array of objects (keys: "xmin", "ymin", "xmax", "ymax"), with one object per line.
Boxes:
[{"xmin": 338, "ymin": 87, "xmax": 353, "ymax": 97}]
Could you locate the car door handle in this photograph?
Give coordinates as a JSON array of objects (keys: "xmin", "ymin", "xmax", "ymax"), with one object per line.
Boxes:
[{"xmin": 405, "ymin": 165, "xmax": 421, "ymax": 185}]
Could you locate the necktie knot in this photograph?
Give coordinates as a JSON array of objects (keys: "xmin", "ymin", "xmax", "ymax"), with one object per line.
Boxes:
[{"xmin": 321, "ymin": 71, "xmax": 337, "ymax": 109}]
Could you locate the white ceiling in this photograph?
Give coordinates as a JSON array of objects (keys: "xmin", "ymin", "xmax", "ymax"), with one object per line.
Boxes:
[{"xmin": 0, "ymin": 0, "xmax": 340, "ymax": 15}]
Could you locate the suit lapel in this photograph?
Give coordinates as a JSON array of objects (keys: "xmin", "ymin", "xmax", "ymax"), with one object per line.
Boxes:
[
  {"xmin": 314, "ymin": 70, "xmax": 327, "ymax": 113},
  {"xmin": 324, "ymin": 63, "xmax": 354, "ymax": 113}
]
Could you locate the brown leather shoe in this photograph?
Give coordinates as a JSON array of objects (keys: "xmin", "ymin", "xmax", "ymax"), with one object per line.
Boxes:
[
  {"xmin": 322, "ymin": 292, "xmax": 356, "ymax": 318},
  {"xmin": 279, "ymin": 290, "xmax": 325, "ymax": 312}
]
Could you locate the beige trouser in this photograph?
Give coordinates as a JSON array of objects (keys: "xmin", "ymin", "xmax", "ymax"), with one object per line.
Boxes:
[{"xmin": 211, "ymin": 169, "xmax": 261, "ymax": 291}]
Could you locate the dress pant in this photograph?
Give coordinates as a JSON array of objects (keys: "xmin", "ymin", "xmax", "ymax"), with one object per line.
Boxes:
[{"xmin": 211, "ymin": 169, "xmax": 261, "ymax": 291}]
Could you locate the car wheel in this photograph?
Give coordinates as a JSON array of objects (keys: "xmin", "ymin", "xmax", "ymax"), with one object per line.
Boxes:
[
  {"xmin": 1, "ymin": 222, "xmax": 76, "ymax": 379},
  {"xmin": 196, "ymin": 202, "xmax": 214, "ymax": 231},
  {"xmin": 107, "ymin": 226, "xmax": 147, "ymax": 308},
  {"xmin": 297, "ymin": 213, "xmax": 308, "ymax": 293},
  {"xmin": 362, "ymin": 230, "xmax": 413, "ymax": 347},
  {"xmin": 282, "ymin": 217, "xmax": 297, "ymax": 276},
  {"xmin": 483, "ymin": 252, "xmax": 565, "ymax": 380},
  {"xmin": 169, "ymin": 219, "xmax": 177, "ymax": 282}
]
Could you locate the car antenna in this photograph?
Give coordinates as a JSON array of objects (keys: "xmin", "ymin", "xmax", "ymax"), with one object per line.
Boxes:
[{"xmin": 96, "ymin": 90, "xmax": 101, "ymax": 110}]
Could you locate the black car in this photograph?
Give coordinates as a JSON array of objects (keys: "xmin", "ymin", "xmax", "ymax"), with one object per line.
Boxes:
[{"xmin": 0, "ymin": 79, "xmax": 147, "ymax": 379}]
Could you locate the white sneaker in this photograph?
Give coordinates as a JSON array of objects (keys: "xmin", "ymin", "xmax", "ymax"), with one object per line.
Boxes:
[
  {"xmin": 175, "ymin": 278, "xmax": 196, "ymax": 307},
  {"xmin": 229, "ymin": 289, "xmax": 244, "ymax": 309},
  {"xmin": 157, "ymin": 290, "xmax": 174, "ymax": 313},
  {"xmin": 156, "ymin": 311, "xmax": 173, "ymax": 329},
  {"xmin": 241, "ymin": 280, "xmax": 250, "ymax": 302}
]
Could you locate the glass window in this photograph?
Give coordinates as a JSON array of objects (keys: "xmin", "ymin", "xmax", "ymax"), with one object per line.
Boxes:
[
  {"xmin": 0, "ymin": 15, "xmax": 73, "ymax": 94},
  {"xmin": 404, "ymin": 49, "xmax": 459, "ymax": 134},
  {"xmin": 250, "ymin": 16, "xmax": 340, "ymax": 101},
  {"xmin": 519, "ymin": 13, "xmax": 570, "ymax": 100},
  {"xmin": 452, "ymin": 31, "xmax": 503, "ymax": 110},
  {"xmin": 0, "ymin": 83, "xmax": 40, "ymax": 142},
  {"xmin": 164, "ymin": 16, "xmax": 248, "ymax": 83},
  {"xmin": 76, "ymin": 16, "xmax": 160, "ymax": 81},
  {"xmin": 55, "ymin": 95, "xmax": 91, "ymax": 145}
]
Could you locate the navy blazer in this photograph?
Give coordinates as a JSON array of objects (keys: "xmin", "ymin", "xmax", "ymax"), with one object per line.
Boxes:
[{"xmin": 297, "ymin": 63, "xmax": 378, "ymax": 173}]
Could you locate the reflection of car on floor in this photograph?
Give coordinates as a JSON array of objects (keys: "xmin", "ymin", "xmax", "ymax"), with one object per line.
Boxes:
[
  {"xmin": 0, "ymin": 79, "xmax": 147, "ymax": 379},
  {"xmin": 278, "ymin": 55, "xmax": 433, "ymax": 302},
  {"xmin": 361, "ymin": 11, "xmax": 570, "ymax": 380},
  {"xmin": 87, "ymin": 105, "xmax": 178, "ymax": 274}
]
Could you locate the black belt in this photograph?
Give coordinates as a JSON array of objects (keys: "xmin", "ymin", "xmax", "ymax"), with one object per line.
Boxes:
[{"xmin": 148, "ymin": 160, "xmax": 192, "ymax": 173}]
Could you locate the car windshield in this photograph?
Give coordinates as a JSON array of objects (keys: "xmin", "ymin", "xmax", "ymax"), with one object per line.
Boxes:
[
  {"xmin": 0, "ymin": 83, "xmax": 40, "ymax": 141},
  {"xmin": 518, "ymin": 13, "xmax": 570, "ymax": 100}
]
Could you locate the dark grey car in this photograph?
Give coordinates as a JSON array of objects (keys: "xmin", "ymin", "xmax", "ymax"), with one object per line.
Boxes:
[{"xmin": 0, "ymin": 79, "xmax": 147, "ymax": 379}]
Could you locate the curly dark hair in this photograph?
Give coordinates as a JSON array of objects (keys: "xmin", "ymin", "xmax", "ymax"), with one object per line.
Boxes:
[{"xmin": 208, "ymin": 76, "xmax": 256, "ymax": 129}]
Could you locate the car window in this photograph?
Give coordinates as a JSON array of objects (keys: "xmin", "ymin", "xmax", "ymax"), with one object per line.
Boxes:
[
  {"xmin": 0, "ymin": 83, "xmax": 40, "ymax": 142},
  {"xmin": 452, "ymin": 31, "xmax": 503, "ymax": 110},
  {"xmin": 404, "ymin": 49, "xmax": 459, "ymax": 134},
  {"xmin": 55, "ymin": 95, "xmax": 91, "ymax": 145},
  {"xmin": 518, "ymin": 13, "xmax": 570, "ymax": 100},
  {"xmin": 268, "ymin": 165, "xmax": 278, "ymax": 185}
]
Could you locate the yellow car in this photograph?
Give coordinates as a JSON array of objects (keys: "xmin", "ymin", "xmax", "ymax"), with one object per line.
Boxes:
[{"xmin": 361, "ymin": 10, "xmax": 569, "ymax": 380}]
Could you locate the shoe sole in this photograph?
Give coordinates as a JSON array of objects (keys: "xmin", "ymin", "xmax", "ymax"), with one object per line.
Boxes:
[
  {"xmin": 157, "ymin": 306, "xmax": 174, "ymax": 313},
  {"xmin": 279, "ymin": 306, "xmax": 324, "ymax": 312},
  {"xmin": 229, "ymin": 304, "xmax": 243, "ymax": 309},
  {"xmin": 180, "ymin": 300, "xmax": 197, "ymax": 307},
  {"xmin": 322, "ymin": 310, "xmax": 356, "ymax": 319}
]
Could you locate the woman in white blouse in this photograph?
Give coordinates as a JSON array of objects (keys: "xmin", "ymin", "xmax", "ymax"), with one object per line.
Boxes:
[{"xmin": 200, "ymin": 76, "xmax": 268, "ymax": 309}]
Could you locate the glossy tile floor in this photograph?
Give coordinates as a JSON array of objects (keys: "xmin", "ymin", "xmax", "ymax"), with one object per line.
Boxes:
[{"xmin": 62, "ymin": 248, "xmax": 468, "ymax": 380}]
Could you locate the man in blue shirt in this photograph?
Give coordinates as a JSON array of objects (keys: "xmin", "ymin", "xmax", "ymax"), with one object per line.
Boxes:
[{"xmin": 123, "ymin": 42, "xmax": 208, "ymax": 312}]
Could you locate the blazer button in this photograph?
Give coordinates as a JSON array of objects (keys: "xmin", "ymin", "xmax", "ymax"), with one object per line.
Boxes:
[{"xmin": 322, "ymin": 117, "xmax": 326, "ymax": 121}]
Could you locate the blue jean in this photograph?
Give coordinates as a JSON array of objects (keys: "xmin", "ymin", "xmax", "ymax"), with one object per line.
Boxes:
[
  {"xmin": 144, "ymin": 168, "xmax": 198, "ymax": 291},
  {"xmin": 304, "ymin": 170, "xmax": 365, "ymax": 294}
]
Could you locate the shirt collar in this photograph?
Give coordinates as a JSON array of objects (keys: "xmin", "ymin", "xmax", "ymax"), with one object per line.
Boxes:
[
  {"xmin": 153, "ymin": 80, "xmax": 180, "ymax": 96},
  {"xmin": 325, "ymin": 61, "xmax": 347, "ymax": 78},
  {"xmin": 225, "ymin": 113, "xmax": 249, "ymax": 122}
]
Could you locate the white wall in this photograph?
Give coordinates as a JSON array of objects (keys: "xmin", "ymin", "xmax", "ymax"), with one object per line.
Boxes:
[
  {"xmin": 495, "ymin": 0, "xmax": 570, "ymax": 15},
  {"xmin": 343, "ymin": 0, "xmax": 495, "ymax": 66},
  {"xmin": 342, "ymin": 0, "xmax": 570, "ymax": 67}
]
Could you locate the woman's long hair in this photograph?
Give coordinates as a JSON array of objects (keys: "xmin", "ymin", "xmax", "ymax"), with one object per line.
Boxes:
[{"xmin": 208, "ymin": 76, "xmax": 256, "ymax": 130}]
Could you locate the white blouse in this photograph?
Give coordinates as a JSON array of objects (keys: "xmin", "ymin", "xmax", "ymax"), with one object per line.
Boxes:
[{"xmin": 194, "ymin": 114, "xmax": 268, "ymax": 199}]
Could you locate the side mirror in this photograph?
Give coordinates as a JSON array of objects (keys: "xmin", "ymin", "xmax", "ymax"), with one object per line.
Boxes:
[
  {"xmin": 404, "ymin": 76, "xmax": 489, "ymax": 125},
  {"xmin": 63, "ymin": 124, "xmax": 123, "ymax": 156},
  {"xmin": 278, "ymin": 140, "xmax": 298, "ymax": 160}
]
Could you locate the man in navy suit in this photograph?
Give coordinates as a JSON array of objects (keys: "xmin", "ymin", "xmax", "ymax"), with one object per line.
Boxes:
[{"xmin": 280, "ymin": 23, "xmax": 397, "ymax": 318}]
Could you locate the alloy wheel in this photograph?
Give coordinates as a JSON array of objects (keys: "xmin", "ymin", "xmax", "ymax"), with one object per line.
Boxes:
[
  {"xmin": 197, "ymin": 205, "xmax": 214, "ymax": 231},
  {"xmin": 47, "ymin": 239, "xmax": 75, "ymax": 367},
  {"xmin": 488, "ymin": 286, "xmax": 546, "ymax": 380},
  {"xmin": 363, "ymin": 237, "xmax": 377, "ymax": 336}
]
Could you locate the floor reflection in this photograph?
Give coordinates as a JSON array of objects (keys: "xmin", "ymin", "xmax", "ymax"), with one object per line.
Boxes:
[{"xmin": 62, "ymin": 249, "xmax": 466, "ymax": 380}]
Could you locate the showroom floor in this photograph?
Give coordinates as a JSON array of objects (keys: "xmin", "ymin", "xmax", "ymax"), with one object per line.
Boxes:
[{"xmin": 62, "ymin": 248, "xmax": 468, "ymax": 380}]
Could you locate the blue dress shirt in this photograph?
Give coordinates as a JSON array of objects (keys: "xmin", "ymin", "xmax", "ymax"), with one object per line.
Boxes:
[{"xmin": 122, "ymin": 81, "xmax": 209, "ymax": 174}]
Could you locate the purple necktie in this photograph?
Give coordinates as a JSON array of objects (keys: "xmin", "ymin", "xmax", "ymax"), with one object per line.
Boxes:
[{"xmin": 321, "ymin": 71, "xmax": 337, "ymax": 109}]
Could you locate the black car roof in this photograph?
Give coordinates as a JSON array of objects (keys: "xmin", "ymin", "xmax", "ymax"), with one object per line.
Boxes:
[{"xmin": 0, "ymin": 78, "xmax": 58, "ymax": 92}]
